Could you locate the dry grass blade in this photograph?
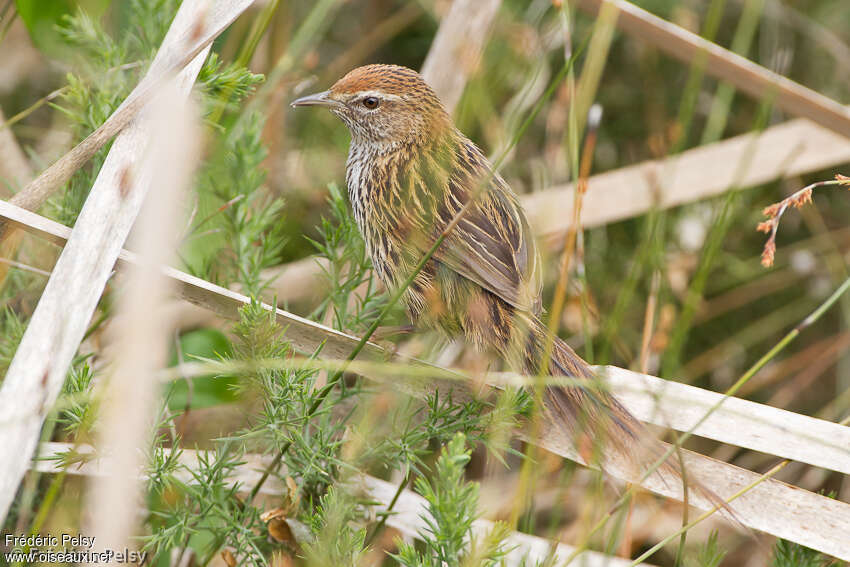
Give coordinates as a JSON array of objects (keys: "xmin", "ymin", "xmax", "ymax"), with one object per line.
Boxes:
[
  {"xmin": 0, "ymin": 0, "xmax": 255, "ymax": 294},
  {"xmin": 32, "ymin": 443, "xmax": 659, "ymax": 567},
  {"xmin": 84, "ymin": 84, "xmax": 200, "ymax": 558},
  {"xmin": 522, "ymin": 426, "xmax": 850, "ymax": 561},
  {"xmin": 2, "ymin": 201, "xmax": 850, "ymax": 558},
  {"xmin": 0, "ymin": 103, "xmax": 36, "ymax": 287},
  {"xmin": 420, "ymin": 0, "xmax": 502, "ymax": 114},
  {"xmin": 0, "ymin": 199, "xmax": 385, "ymax": 362},
  {"xmin": 0, "ymin": 0, "xmax": 254, "ymax": 222},
  {"xmin": 605, "ymin": 366, "xmax": 850, "ymax": 475},
  {"xmin": 573, "ymin": 0, "xmax": 850, "ymax": 139},
  {"xmin": 0, "ymin": 0, "xmax": 224, "ymax": 521},
  {"xmin": 154, "ymin": 353, "xmax": 850, "ymax": 476},
  {"xmin": 0, "ymin": 105, "xmax": 33, "ymax": 195},
  {"xmin": 527, "ymin": 117, "xmax": 850, "ymax": 245}
]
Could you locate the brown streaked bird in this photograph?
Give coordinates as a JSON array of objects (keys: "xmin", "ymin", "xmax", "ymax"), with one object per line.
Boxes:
[{"xmin": 292, "ymin": 64, "xmax": 669, "ymax": 478}]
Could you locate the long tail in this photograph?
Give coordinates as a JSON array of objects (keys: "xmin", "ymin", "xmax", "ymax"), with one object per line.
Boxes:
[
  {"xmin": 519, "ymin": 318, "xmax": 742, "ymax": 527},
  {"xmin": 524, "ymin": 316, "xmax": 688, "ymax": 490}
]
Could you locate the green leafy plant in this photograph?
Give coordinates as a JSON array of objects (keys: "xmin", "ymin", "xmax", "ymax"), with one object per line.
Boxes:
[
  {"xmin": 14, "ymin": 0, "xmax": 111, "ymax": 52},
  {"xmin": 393, "ymin": 433, "xmax": 509, "ymax": 567},
  {"xmin": 308, "ymin": 182, "xmax": 388, "ymax": 334},
  {"xmin": 686, "ymin": 531, "xmax": 726, "ymax": 567},
  {"xmin": 143, "ymin": 444, "xmax": 272, "ymax": 566},
  {"xmin": 302, "ymin": 486, "xmax": 369, "ymax": 567},
  {"xmin": 771, "ymin": 539, "xmax": 835, "ymax": 567}
]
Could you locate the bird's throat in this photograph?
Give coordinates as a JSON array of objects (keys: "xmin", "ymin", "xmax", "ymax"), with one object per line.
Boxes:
[{"xmin": 344, "ymin": 132, "xmax": 458, "ymax": 289}]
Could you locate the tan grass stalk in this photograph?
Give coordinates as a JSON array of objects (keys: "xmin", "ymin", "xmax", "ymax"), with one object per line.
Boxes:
[
  {"xmin": 156, "ymin": 355, "xmax": 850, "ymax": 476},
  {"xmin": 572, "ymin": 0, "xmax": 850, "ymax": 139},
  {"xmin": 604, "ymin": 366, "xmax": 850, "ymax": 475},
  {"xmin": 0, "ymin": 0, "xmax": 221, "ymax": 521},
  {"xmin": 420, "ymin": 0, "xmax": 502, "ymax": 114},
  {"xmin": 84, "ymin": 83, "xmax": 200, "ymax": 561},
  {"xmin": 0, "ymin": 106, "xmax": 33, "ymax": 195},
  {"xmin": 0, "ymin": 104, "xmax": 35, "ymax": 285},
  {"xmin": 0, "ymin": 0, "xmax": 254, "ymax": 225},
  {"xmin": 0, "ymin": 0, "xmax": 256, "ymax": 296},
  {"xmin": 637, "ymin": 272, "xmax": 660, "ymax": 374},
  {"xmin": 526, "ymin": 118, "xmax": 850, "ymax": 246}
]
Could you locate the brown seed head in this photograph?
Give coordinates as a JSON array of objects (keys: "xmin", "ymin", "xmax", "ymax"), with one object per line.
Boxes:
[{"xmin": 292, "ymin": 64, "xmax": 452, "ymax": 146}]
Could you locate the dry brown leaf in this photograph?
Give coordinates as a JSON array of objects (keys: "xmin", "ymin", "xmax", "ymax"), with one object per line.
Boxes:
[
  {"xmin": 221, "ymin": 549, "xmax": 236, "ymax": 567},
  {"xmin": 284, "ymin": 476, "xmax": 299, "ymax": 514},
  {"xmin": 268, "ymin": 517, "xmax": 295, "ymax": 544},
  {"xmin": 261, "ymin": 507, "xmax": 296, "ymax": 545},
  {"xmin": 260, "ymin": 507, "xmax": 287, "ymax": 523}
]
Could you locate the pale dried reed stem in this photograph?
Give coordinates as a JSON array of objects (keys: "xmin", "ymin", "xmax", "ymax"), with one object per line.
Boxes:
[
  {"xmin": 0, "ymin": 0, "xmax": 215, "ymax": 521},
  {"xmin": 84, "ymin": 83, "xmax": 199, "ymax": 561},
  {"xmin": 420, "ymin": 0, "xmax": 502, "ymax": 114}
]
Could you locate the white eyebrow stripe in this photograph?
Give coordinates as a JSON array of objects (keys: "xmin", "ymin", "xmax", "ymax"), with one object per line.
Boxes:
[{"xmin": 354, "ymin": 90, "xmax": 404, "ymax": 102}]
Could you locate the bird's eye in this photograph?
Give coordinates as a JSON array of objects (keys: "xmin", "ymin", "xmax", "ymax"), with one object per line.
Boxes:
[{"xmin": 362, "ymin": 96, "xmax": 379, "ymax": 109}]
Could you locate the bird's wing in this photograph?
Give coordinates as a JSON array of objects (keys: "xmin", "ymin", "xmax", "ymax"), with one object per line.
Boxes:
[{"xmin": 428, "ymin": 139, "xmax": 543, "ymax": 315}]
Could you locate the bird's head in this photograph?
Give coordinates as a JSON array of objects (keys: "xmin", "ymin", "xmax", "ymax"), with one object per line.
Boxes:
[{"xmin": 291, "ymin": 64, "xmax": 452, "ymax": 147}]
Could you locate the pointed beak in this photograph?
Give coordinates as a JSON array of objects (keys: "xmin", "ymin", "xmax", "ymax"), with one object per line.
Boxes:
[{"xmin": 290, "ymin": 90, "xmax": 343, "ymax": 109}]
